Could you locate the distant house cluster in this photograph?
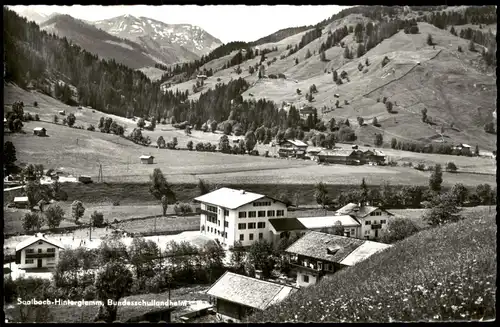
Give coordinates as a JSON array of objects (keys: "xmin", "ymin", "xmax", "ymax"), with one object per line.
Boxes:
[{"xmin": 277, "ymin": 138, "xmax": 386, "ymax": 165}]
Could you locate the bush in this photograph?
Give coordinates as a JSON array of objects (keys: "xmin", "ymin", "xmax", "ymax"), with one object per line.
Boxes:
[
  {"xmin": 446, "ymin": 162, "xmax": 458, "ymax": 172},
  {"xmin": 380, "ymin": 219, "xmax": 420, "ymax": 244},
  {"xmin": 87, "ymin": 125, "xmax": 95, "ymax": 131},
  {"xmin": 457, "ymin": 45, "xmax": 463, "ymax": 52},
  {"xmin": 83, "ymin": 285, "xmax": 97, "ymax": 300}
]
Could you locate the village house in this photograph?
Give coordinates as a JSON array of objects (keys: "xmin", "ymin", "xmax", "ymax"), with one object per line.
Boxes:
[
  {"xmin": 14, "ymin": 196, "xmax": 29, "ymax": 209},
  {"xmin": 140, "ymin": 155, "xmax": 155, "ymax": 164},
  {"xmin": 299, "ymin": 106, "xmax": 316, "ymax": 118},
  {"xmin": 278, "ymin": 139, "xmax": 308, "ymax": 158},
  {"xmin": 15, "ymin": 233, "xmax": 64, "ymax": 269},
  {"xmin": 33, "ymin": 127, "xmax": 47, "ymax": 136},
  {"xmin": 197, "ymin": 74, "xmax": 208, "ymax": 83},
  {"xmin": 317, "ymin": 149, "xmax": 364, "ymax": 165},
  {"xmin": 268, "ymin": 215, "xmax": 362, "ymax": 242},
  {"xmin": 194, "ymin": 188, "xmax": 290, "ymax": 248},
  {"xmin": 335, "ymin": 203, "xmax": 393, "ymax": 240},
  {"xmin": 452, "ymin": 143, "xmax": 472, "ymax": 156},
  {"xmin": 206, "ymin": 271, "xmax": 298, "ymax": 322},
  {"xmin": 305, "ymin": 147, "xmax": 323, "ymax": 161},
  {"xmin": 286, "ymin": 231, "xmax": 393, "ymax": 288},
  {"xmin": 363, "ymin": 149, "xmax": 386, "ymax": 165}
]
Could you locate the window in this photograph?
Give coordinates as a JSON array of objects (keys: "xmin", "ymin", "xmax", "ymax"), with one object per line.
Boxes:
[
  {"xmin": 302, "ymin": 275, "xmax": 309, "ymax": 283},
  {"xmin": 217, "ymin": 220, "xmax": 220, "ymax": 226},
  {"xmin": 267, "ymin": 210, "xmax": 275, "ymax": 217},
  {"xmin": 351, "ymin": 229, "xmax": 355, "ymax": 234},
  {"xmin": 224, "ymin": 209, "xmax": 229, "ymax": 216},
  {"xmin": 257, "ymin": 222, "xmax": 266, "ymax": 229},
  {"xmin": 25, "ymin": 259, "xmax": 34, "ymax": 264},
  {"xmin": 207, "ymin": 205, "xmax": 217, "ymax": 213},
  {"xmin": 224, "ymin": 221, "xmax": 229, "ymax": 228},
  {"xmin": 26, "ymin": 249, "xmax": 34, "ymax": 254},
  {"xmin": 238, "ymin": 223, "xmax": 246, "ymax": 230},
  {"xmin": 38, "ymin": 241, "xmax": 43, "ymax": 245},
  {"xmin": 240, "ymin": 234, "xmax": 244, "ymax": 241},
  {"xmin": 224, "ymin": 232, "xmax": 228, "ymax": 238},
  {"xmin": 381, "ymin": 220, "xmax": 386, "ymax": 224},
  {"xmin": 258, "ymin": 233, "xmax": 263, "ymax": 240},
  {"xmin": 373, "ymin": 221, "xmax": 378, "ymax": 224},
  {"xmin": 326, "ymin": 263, "xmax": 333, "ymax": 271},
  {"xmin": 38, "ymin": 249, "xmax": 42, "ymax": 253},
  {"xmin": 377, "ymin": 211, "xmax": 382, "ymax": 216},
  {"xmin": 239, "ymin": 212, "xmax": 247, "ymax": 218},
  {"xmin": 370, "ymin": 212, "xmax": 375, "ymax": 216},
  {"xmin": 365, "ymin": 221, "xmax": 371, "ymax": 225},
  {"xmin": 258, "ymin": 211, "xmax": 266, "ymax": 217},
  {"xmin": 317, "ymin": 262, "xmax": 323, "ymax": 270},
  {"xmin": 249, "ymin": 234, "xmax": 254, "ymax": 241},
  {"xmin": 47, "ymin": 248, "xmax": 56, "ymax": 253},
  {"xmin": 248, "ymin": 223, "xmax": 256, "ymax": 229},
  {"xmin": 365, "ymin": 230, "xmax": 370, "ymax": 235},
  {"xmin": 277, "ymin": 210, "xmax": 285, "ymax": 217},
  {"xmin": 248, "ymin": 211, "xmax": 256, "ymax": 218}
]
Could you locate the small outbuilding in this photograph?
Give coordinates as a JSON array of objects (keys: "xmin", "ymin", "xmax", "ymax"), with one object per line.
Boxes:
[
  {"xmin": 33, "ymin": 127, "xmax": 47, "ymax": 136},
  {"xmin": 14, "ymin": 196, "xmax": 29, "ymax": 208},
  {"xmin": 78, "ymin": 175, "xmax": 93, "ymax": 184},
  {"xmin": 140, "ymin": 155, "xmax": 155, "ymax": 164}
]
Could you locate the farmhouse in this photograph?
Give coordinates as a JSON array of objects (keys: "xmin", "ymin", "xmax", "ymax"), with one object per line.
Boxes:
[
  {"xmin": 269, "ymin": 215, "xmax": 362, "ymax": 242},
  {"xmin": 363, "ymin": 149, "xmax": 386, "ymax": 165},
  {"xmin": 194, "ymin": 188, "xmax": 290, "ymax": 248},
  {"xmin": 33, "ymin": 127, "xmax": 47, "ymax": 136},
  {"xmin": 197, "ymin": 75, "xmax": 207, "ymax": 83},
  {"xmin": 140, "ymin": 155, "xmax": 155, "ymax": 164},
  {"xmin": 286, "ymin": 231, "xmax": 392, "ymax": 288},
  {"xmin": 335, "ymin": 203, "xmax": 393, "ymax": 240},
  {"xmin": 278, "ymin": 139, "xmax": 308, "ymax": 158},
  {"xmin": 14, "ymin": 196, "xmax": 29, "ymax": 208},
  {"xmin": 317, "ymin": 149, "xmax": 363, "ymax": 165},
  {"xmin": 15, "ymin": 233, "xmax": 64, "ymax": 269},
  {"xmin": 305, "ymin": 147, "xmax": 323, "ymax": 161},
  {"xmin": 78, "ymin": 175, "xmax": 93, "ymax": 184},
  {"xmin": 206, "ymin": 271, "xmax": 298, "ymax": 322},
  {"xmin": 58, "ymin": 110, "xmax": 65, "ymax": 115},
  {"xmin": 299, "ymin": 106, "xmax": 316, "ymax": 117},
  {"xmin": 452, "ymin": 143, "xmax": 472, "ymax": 155}
]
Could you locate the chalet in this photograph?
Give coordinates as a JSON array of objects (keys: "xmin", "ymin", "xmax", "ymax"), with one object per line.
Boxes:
[
  {"xmin": 278, "ymin": 139, "xmax": 308, "ymax": 159},
  {"xmin": 363, "ymin": 149, "xmax": 386, "ymax": 165},
  {"xmin": 33, "ymin": 127, "xmax": 47, "ymax": 136},
  {"xmin": 14, "ymin": 196, "xmax": 29, "ymax": 208},
  {"xmin": 299, "ymin": 106, "xmax": 316, "ymax": 117},
  {"xmin": 59, "ymin": 110, "xmax": 65, "ymax": 115},
  {"xmin": 140, "ymin": 155, "xmax": 155, "ymax": 164},
  {"xmin": 206, "ymin": 271, "xmax": 298, "ymax": 322},
  {"xmin": 286, "ymin": 231, "xmax": 392, "ymax": 288},
  {"xmin": 15, "ymin": 233, "xmax": 64, "ymax": 269},
  {"xmin": 268, "ymin": 215, "xmax": 362, "ymax": 242},
  {"xmin": 194, "ymin": 188, "xmax": 290, "ymax": 248},
  {"xmin": 197, "ymin": 75, "xmax": 208, "ymax": 83},
  {"xmin": 335, "ymin": 203, "xmax": 393, "ymax": 240},
  {"xmin": 452, "ymin": 143, "xmax": 472, "ymax": 156},
  {"xmin": 317, "ymin": 149, "xmax": 363, "ymax": 165}
]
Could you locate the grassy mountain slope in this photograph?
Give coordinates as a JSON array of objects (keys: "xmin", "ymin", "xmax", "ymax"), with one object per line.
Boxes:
[
  {"xmin": 248, "ymin": 211, "xmax": 496, "ymax": 322},
  {"xmin": 165, "ymin": 18, "xmax": 496, "ymax": 150}
]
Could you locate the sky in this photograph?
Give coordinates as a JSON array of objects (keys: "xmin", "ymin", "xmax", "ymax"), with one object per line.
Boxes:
[{"xmin": 10, "ymin": 5, "xmax": 349, "ymax": 43}]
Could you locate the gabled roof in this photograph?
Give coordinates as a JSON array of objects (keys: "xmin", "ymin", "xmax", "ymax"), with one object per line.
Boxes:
[
  {"xmin": 306, "ymin": 147, "xmax": 323, "ymax": 154},
  {"xmin": 140, "ymin": 155, "xmax": 154, "ymax": 159},
  {"xmin": 33, "ymin": 127, "xmax": 46, "ymax": 131},
  {"xmin": 194, "ymin": 187, "xmax": 286, "ymax": 210},
  {"xmin": 318, "ymin": 149, "xmax": 355, "ymax": 157},
  {"xmin": 286, "ymin": 231, "xmax": 365, "ymax": 264},
  {"xmin": 282, "ymin": 139, "xmax": 308, "ymax": 147},
  {"xmin": 268, "ymin": 218, "xmax": 306, "ymax": 232},
  {"xmin": 206, "ymin": 272, "xmax": 297, "ymax": 310},
  {"xmin": 298, "ymin": 215, "xmax": 361, "ymax": 229},
  {"xmin": 336, "ymin": 203, "xmax": 392, "ymax": 218},
  {"xmin": 14, "ymin": 196, "xmax": 28, "ymax": 202},
  {"xmin": 16, "ymin": 233, "xmax": 64, "ymax": 252},
  {"xmin": 340, "ymin": 241, "xmax": 392, "ymax": 266}
]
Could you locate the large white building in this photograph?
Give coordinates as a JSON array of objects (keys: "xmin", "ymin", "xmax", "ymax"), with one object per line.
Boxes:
[
  {"xmin": 194, "ymin": 188, "xmax": 290, "ymax": 248},
  {"xmin": 15, "ymin": 233, "xmax": 64, "ymax": 269},
  {"xmin": 335, "ymin": 203, "xmax": 393, "ymax": 240}
]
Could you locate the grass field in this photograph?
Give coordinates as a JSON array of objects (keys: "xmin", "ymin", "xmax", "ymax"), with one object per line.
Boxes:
[
  {"xmin": 116, "ymin": 216, "xmax": 200, "ymax": 234},
  {"xmin": 249, "ymin": 210, "xmax": 496, "ymax": 322}
]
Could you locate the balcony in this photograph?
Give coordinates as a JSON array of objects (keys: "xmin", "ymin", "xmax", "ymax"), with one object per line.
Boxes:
[
  {"xmin": 201, "ymin": 209, "xmax": 218, "ymax": 217},
  {"xmin": 371, "ymin": 224, "xmax": 382, "ymax": 230},
  {"xmin": 26, "ymin": 252, "xmax": 56, "ymax": 259},
  {"xmin": 289, "ymin": 259, "xmax": 323, "ymax": 274}
]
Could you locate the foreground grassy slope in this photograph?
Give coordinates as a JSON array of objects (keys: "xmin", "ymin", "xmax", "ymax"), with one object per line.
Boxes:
[{"xmin": 249, "ymin": 212, "xmax": 496, "ymax": 322}]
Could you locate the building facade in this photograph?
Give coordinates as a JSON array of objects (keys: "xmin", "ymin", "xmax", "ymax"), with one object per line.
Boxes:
[
  {"xmin": 15, "ymin": 234, "xmax": 64, "ymax": 269},
  {"xmin": 195, "ymin": 188, "xmax": 289, "ymax": 248},
  {"xmin": 278, "ymin": 139, "xmax": 308, "ymax": 158},
  {"xmin": 140, "ymin": 155, "xmax": 155, "ymax": 164},
  {"xmin": 335, "ymin": 203, "xmax": 392, "ymax": 240}
]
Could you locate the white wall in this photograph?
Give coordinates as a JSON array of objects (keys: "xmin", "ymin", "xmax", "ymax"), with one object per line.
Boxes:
[
  {"xmin": 199, "ymin": 197, "xmax": 288, "ymax": 248},
  {"xmin": 358, "ymin": 209, "xmax": 390, "ymax": 240},
  {"xmin": 296, "ymin": 270, "xmax": 318, "ymax": 288},
  {"xmin": 19, "ymin": 240, "xmax": 60, "ymax": 269}
]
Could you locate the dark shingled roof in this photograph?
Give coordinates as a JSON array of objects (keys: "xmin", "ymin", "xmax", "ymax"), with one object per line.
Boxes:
[
  {"xmin": 268, "ymin": 218, "xmax": 306, "ymax": 232},
  {"xmin": 285, "ymin": 231, "xmax": 365, "ymax": 263}
]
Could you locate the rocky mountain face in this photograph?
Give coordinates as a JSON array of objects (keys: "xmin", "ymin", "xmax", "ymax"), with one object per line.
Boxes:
[{"xmin": 93, "ymin": 14, "xmax": 223, "ymax": 61}]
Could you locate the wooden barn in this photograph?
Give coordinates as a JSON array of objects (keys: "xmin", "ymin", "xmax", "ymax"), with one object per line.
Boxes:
[
  {"xmin": 363, "ymin": 149, "xmax": 386, "ymax": 165},
  {"xmin": 278, "ymin": 139, "xmax": 308, "ymax": 158},
  {"xmin": 33, "ymin": 127, "xmax": 47, "ymax": 136},
  {"xmin": 318, "ymin": 149, "xmax": 363, "ymax": 165},
  {"xmin": 140, "ymin": 155, "xmax": 155, "ymax": 164}
]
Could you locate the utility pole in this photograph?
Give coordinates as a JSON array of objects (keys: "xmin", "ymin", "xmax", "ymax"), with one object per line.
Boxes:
[{"xmin": 89, "ymin": 221, "xmax": 92, "ymax": 241}]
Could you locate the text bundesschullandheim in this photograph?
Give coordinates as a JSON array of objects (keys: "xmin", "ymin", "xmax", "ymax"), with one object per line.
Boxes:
[{"xmin": 17, "ymin": 298, "xmax": 199, "ymax": 307}]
